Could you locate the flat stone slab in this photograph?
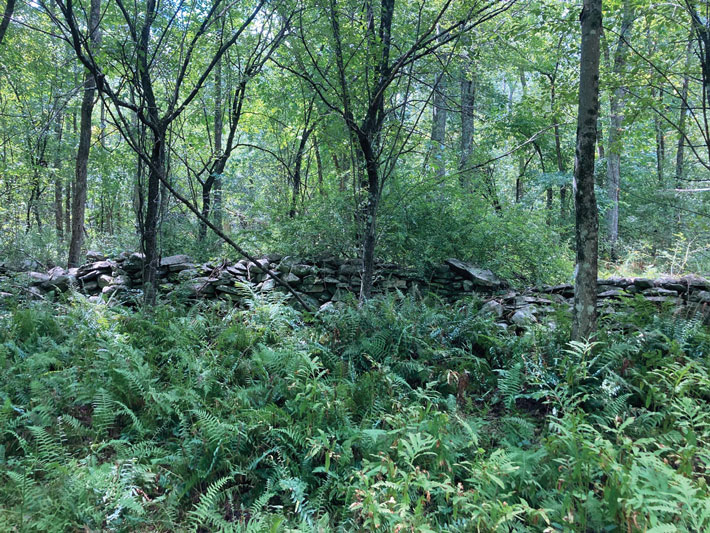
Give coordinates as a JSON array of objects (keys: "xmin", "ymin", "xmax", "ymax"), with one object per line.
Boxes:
[{"xmin": 445, "ymin": 259, "xmax": 504, "ymax": 289}]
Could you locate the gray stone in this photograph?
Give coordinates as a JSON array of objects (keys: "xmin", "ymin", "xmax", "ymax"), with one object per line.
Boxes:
[
  {"xmin": 123, "ymin": 253, "xmax": 145, "ymax": 271},
  {"xmin": 27, "ymin": 271, "xmax": 50, "ymax": 285},
  {"xmin": 598, "ymin": 289, "xmax": 623, "ymax": 299},
  {"xmin": 291, "ymin": 263, "xmax": 316, "ymax": 276},
  {"xmin": 380, "ymin": 278, "xmax": 407, "ymax": 290},
  {"xmin": 111, "ymin": 275, "xmax": 130, "ymax": 286},
  {"xmin": 598, "ymin": 277, "xmax": 630, "ymax": 288},
  {"xmin": 646, "ymin": 296, "xmax": 677, "ymax": 304},
  {"xmin": 338, "ymin": 263, "xmax": 361, "ymax": 276},
  {"xmin": 318, "ymin": 301, "xmax": 337, "ymax": 313},
  {"xmin": 283, "ymin": 273, "xmax": 301, "ymax": 284},
  {"xmin": 511, "ymin": 306, "xmax": 537, "ymax": 325},
  {"xmin": 302, "ymin": 283, "xmax": 325, "ymax": 293},
  {"xmin": 260, "ymin": 279, "xmax": 275, "ymax": 292},
  {"xmin": 98, "ymin": 275, "xmax": 113, "ymax": 289},
  {"xmin": 177, "ymin": 268, "xmax": 199, "ymax": 281},
  {"xmin": 216, "ymin": 284, "xmax": 241, "ymax": 295},
  {"xmin": 681, "ymin": 274, "xmax": 710, "ymax": 290},
  {"xmin": 101, "ymin": 284, "xmax": 127, "ymax": 296},
  {"xmin": 188, "ymin": 278, "xmax": 217, "ymax": 295},
  {"xmin": 20, "ymin": 259, "xmax": 42, "ymax": 271},
  {"xmin": 82, "ymin": 280, "xmax": 99, "ymax": 292},
  {"xmin": 479, "ymin": 300, "xmax": 504, "ymax": 318},
  {"xmin": 86, "ymin": 250, "xmax": 106, "ymax": 262},
  {"xmin": 655, "ymin": 277, "xmax": 686, "ymax": 292},
  {"xmin": 642, "ymin": 288, "xmax": 678, "ymax": 297},
  {"xmin": 691, "ymin": 291, "xmax": 710, "ymax": 303},
  {"xmin": 548, "ymin": 284, "xmax": 574, "ymax": 296},
  {"xmin": 633, "ymin": 278, "xmax": 655, "ymax": 290},
  {"xmin": 48, "ymin": 266, "xmax": 66, "ymax": 278},
  {"xmin": 43, "ymin": 275, "xmax": 72, "ymax": 292},
  {"xmin": 445, "ymin": 259, "xmax": 504, "ymax": 289},
  {"xmin": 160, "ymin": 254, "xmax": 193, "ymax": 270}
]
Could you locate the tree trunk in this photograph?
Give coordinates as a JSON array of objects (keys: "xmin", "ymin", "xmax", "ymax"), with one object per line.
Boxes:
[
  {"xmin": 653, "ymin": 87, "xmax": 665, "ymax": 185},
  {"xmin": 53, "ymin": 114, "xmax": 64, "ymax": 241},
  {"xmin": 142, "ymin": 132, "xmax": 165, "ymax": 305},
  {"xmin": 314, "ymin": 136, "xmax": 324, "ymax": 196},
  {"xmin": 605, "ymin": 0, "xmax": 633, "ymax": 262},
  {"xmin": 552, "ymin": 81, "xmax": 568, "ymax": 218},
  {"xmin": 212, "ymin": 50, "xmax": 224, "ymax": 232},
  {"xmin": 459, "ymin": 69, "xmax": 475, "ymax": 189},
  {"xmin": 67, "ymin": 0, "xmax": 101, "ymax": 267},
  {"xmin": 676, "ymin": 39, "xmax": 692, "ymax": 185},
  {"xmin": 290, "ymin": 127, "xmax": 313, "ymax": 217},
  {"xmin": 572, "ymin": 0, "xmax": 602, "ymax": 341},
  {"xmin": 429, "ymin": 67, "xmax": 447, "ymax": 178},
  {"xmin": 0, "ymin": 0, "xmax": 16, "ymax": 45},
  {"xmin": 359, "ymin": 143, "xmax": 379, "ymax": 302}
]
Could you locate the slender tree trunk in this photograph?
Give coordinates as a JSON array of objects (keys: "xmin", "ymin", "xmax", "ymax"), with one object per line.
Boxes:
[
  {"xmin": 606, "ymin": 93, "xmax": 621, "ymax": 259},
  {"xmin": 65, "ymin": 178, "xmax": 71, "ymax": 238},
  {"xmin": 676, "ymin": 39, "xmax": 692, "ymax": 186},
  {"xmin": 652, "ymin": 87, "xmax": 665, "ymax": 185},
  {"xmin": 314, "ymin": 136, "xmax": 324, "ymax": 196},
  {"xmin": 212, "ymin": 50, "xmax": 224, "ymax": 232},
  {"xmin": 0, "ymin": 0, "xmax": 16, "ymax": 45},
  {"xmin": 142, "ymin": 131, "xmax": 165, "ymax": 305},
  {"xmin": 596, "ymin": 117, "xmax": 605, "ymax": 160},
  {"xmin": 572, "ymin": 0, "xmax": 602, "ymax": 341},
  {"xmin": 459, "ymin": 32, "xmax": 475, "ymax": 189},
  {"xmin": 605, "ymin": 0, "xmax": 633, "ymax": 262},
  {"xmin": 552, "ymin": 82, "xmax": 568, "ymax": 218},
  {"xmin": 429, "ymin": 66, "xmax": 447, "ymax": 178},
  {"xmin": 67, "ymin": 0, "xmax": 101, "ymax": 267},
  {"xmin": 290, "ymin": 127, "xmax": 313, "ymax": 217},
  {"xmin": 53, "ymin": 114, "xmax": 64, "ymax": 241},
  {"xmin": 459, "ymin": 69, "xmax": 475, "ymax": 189}
]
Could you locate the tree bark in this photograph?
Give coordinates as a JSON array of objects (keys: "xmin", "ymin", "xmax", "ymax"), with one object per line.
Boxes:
[
  {"xmin": 429, "ymin": 56, "xmax": 447, "ymax": 178},
  {"xmin": 572, "ymin": 0, "xmax": 602, "ymax": 341},
  {"xmin": 67, "ymin": 0, "xmax": 101, "ymax": 267},
  {"xmin": 552, "ymin": 82, "xmax": 568, "ymax": 218},
  {"xmin": 142, "ymin": 131, "xmax": 165, "ymax": 305},
  {"xmin": 605, "ymin": 0, "xmax": 633, "ymax": 262},
  {"xmin": 676, "ymin": 39, "xmax": 692, "ymax": 185},
  {"xmin": 0, "ymin": 0, "xmax": 16, "ymax": 45},
  {"xmin": 290, "ymin": 126, "xmax": 313, "ymax": 218},
  {"xmin": 212, "ymin": 48, "xmax": 224, "ymax": 232},
  {"xmin": 53, "ymin": 113, "xmax": 64, "ymax": 241},
  {"xmin": 459, "ymin": 65, "xmax": 475, "ymax": 189},
  {"xmin": 653, "ymin": 87, "xmax": 665, "ymax": 185}
]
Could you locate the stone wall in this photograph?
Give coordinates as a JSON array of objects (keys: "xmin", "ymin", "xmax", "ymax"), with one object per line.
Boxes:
[{"xmin": 9, "ymin": 251, "xmax": 710, "ymax": 324}]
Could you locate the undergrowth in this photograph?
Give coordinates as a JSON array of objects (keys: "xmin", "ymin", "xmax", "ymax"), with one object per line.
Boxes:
[{"xmin": 0, "ymin": 292, "xmax": 709, "ymax": 531}]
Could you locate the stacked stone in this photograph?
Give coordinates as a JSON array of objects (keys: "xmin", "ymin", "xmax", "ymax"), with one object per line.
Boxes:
[{"xmin": 14, "ymin": 251, "xmax": 710, "ymax": 324}]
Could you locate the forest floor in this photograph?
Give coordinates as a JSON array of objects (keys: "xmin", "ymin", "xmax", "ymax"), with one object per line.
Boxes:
[{"xmin": 1, "ymin": 290, "xmax": 710, "ymax": 531}]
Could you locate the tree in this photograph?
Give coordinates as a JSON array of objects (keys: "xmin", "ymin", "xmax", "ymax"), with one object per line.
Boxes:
[
  {"xmin": 291, "ymin": 0, "xmax": 516, "ymax": 301},
  {"xmin": 67, "ymin": 0, "xmax": 100, "ymax": 267},
  {"xmin": 0, "ymin": 0, "xmax": 15, "ymax": 45},
  {"xmin": 53, "ymin": 0, "xmax": 267, "ymax": 303},
  {"xmin": 604, "ymin": 0, "xmax": 634, "ymax": 261},
  {"xmin": 573, "ymin": 0, "xmax": 602, "ymax": 341}
]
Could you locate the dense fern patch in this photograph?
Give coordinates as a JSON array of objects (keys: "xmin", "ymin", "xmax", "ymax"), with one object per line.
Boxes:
[{"xmin": 1, "ymin": 293, "xmax": 709, "ymax": 531}]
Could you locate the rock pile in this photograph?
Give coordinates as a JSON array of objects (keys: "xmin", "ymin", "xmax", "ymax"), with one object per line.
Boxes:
[
  {"xmin": 11, "ymin": 251, "xmax": 710, "ymax": 324},
  {"xmin": 18, "ymin": 252, "xmax": 505, "ymax": 306}
]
